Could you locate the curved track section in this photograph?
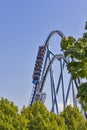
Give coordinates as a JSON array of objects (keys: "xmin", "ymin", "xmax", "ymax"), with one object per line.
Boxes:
[
  {"xmin": 39, "ymin": 54, "xmax": 68, "ymax": 92},
  {"xmin": 44, "ymin": 30, "xmax": 65, "ymax": 47}
]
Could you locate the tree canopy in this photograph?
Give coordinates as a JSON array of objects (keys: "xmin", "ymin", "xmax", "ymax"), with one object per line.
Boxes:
[
  {"xmin": 60, "ymin": 22, "xmax": 87, "ymax": 111},
  {"xmin": 0, "ymin": 97, "xmax": 28, "ymax": 130},
  {"xmin": 0, "ymin": 98, "xmax": 87, "ymax": 130},
  {"xmin": 21, "ymin": 101, "xmax": 68, "ymax": 130},
  {"xmin": 60, "ymin": 105, "xmax": 87, "ymax": 130}
]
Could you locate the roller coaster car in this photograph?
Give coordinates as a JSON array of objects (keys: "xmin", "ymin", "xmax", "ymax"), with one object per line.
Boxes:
[
  {"xmin": 37, "ymin": 53, "xmax": 45, "ymax": 57},
  {"xmin": 35, "ymin": 60, "xmax": 43, "ymax": 66},
  {"xmin": 32, "ymin": 80, "xmax": 39, "ymax": 85},
  {"xmin": 35, "ymin": 63, "xmax": 42, "ymax": 68},
  {"xmin": 36, "ymin": 59, "xmax": 43, "ymax": 64},
  {"xmin": 32, "ymin": 46, "xmax": 46, "ymax": 85},
  {"xmin": 34, "ymin": 67, "xmax": 41, "ymax": 72},
  {"xmin": 34, "ymin": 69, "xmax": 41, "ymax": 72},
  {"xmin": 32, "ymin": 79, "xmax": 39, "ymax": 84},
  {"xmin": 37, "ymin": 56, "xmax": 43, "ymax": 60},
  {"xmin": 39, "ymin": 53, "xmax": 45, "ymax": 57},
  {"xmin": 38, "ymin": 49, "xmax": 45, "ymax": 53},
  {"xmin": 33, "ymin": 71, "xmax": 41, "ymax": 76},
  {"xmin": 39, "ymin": 45, "xmax": 46, "ymax": 50},
  {"xmin": 33, "ymin": 73, "xmax": 40, "ymax": 78},
  {"xmin": 39, "ymin": 48, "xmax": 45, "ymax": 52},
  {"xmin": 38, "ymin": 47, "xmax": 46, "ymax": 54}
]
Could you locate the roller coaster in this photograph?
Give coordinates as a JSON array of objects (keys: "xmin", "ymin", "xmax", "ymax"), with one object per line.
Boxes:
[{"xmin": 29, "ymin": 30, "xmax": 85, "ymax": 115}]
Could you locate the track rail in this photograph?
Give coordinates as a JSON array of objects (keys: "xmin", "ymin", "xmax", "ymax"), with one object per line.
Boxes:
[
  {"xmin": 44, "ymin": 30, "xmax": 65, "ymax": 47},
  {"xmin": 39, "ymin": 54, "xmax": 68, "ymax": 93}
]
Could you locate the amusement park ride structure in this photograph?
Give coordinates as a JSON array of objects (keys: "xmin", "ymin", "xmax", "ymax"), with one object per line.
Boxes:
[{"xmin": 29, "ymin": 30, "xmax": 85, "ymax": 115}]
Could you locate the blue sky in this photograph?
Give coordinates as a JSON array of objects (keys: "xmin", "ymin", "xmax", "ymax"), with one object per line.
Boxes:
[{"xmin": 0, "ymin": 0, "xmax": 87, "ymax": 109}]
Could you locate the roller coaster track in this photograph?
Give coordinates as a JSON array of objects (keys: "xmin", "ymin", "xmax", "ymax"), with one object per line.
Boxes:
[
  {"xmin": 30, "ymin": 30, "xmax": 65, "ymax": 106},
  {"xmin": 44, "ymin": 30, "xmax": 65, "ymax": 47},
  {"xmin": 30, "ymin": 54, "xmax": 67, "ymax": 106},
  {"xmin": 39, "ymin": 54, "xmax": 68, "ymax": 93},
  {"xmin": 29, "ymin": 30, "xmax": 86, "ymax": 116}
]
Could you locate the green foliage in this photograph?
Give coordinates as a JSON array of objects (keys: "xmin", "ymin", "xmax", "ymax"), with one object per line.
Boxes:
[
  {"xmin": 83, "ymin": 32, "xmax": 87, "ymax": 38},
  {"xmin": 0, "ymin": 98, "xmax": 87, "ymax": 130},
  {"xmin": 0, "ymin": 97, "xmax": 28, "ymax": 130},
  {"xmin": 61, "ymin": 36, "xmax": 87, "ymax": 79},
  {"xmin": 77, "ymin": 82, "xmax": 87, "ymax": 110},
  {"xmin": 60, "ymin": 105, "xmax": 87, "ymax": 130},
  {"xmin": 60, "ymin": 22, "xmax": 87, "ymax": 110},
  {"xmin": 21, "ymin": 101, "xmax": 68, "ymax": 130}
]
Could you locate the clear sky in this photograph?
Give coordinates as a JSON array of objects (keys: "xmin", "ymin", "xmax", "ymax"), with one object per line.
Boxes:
[{"xmin": 0, "ymin": 0, "xmax": 87, "ymax": 109}]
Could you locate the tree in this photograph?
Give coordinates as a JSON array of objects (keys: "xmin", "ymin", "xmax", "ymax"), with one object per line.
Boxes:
[
  {"xmin": 60, "ymin": 22, "xmax": 87, "ymax": 111},
  {"xmin": 77, "ymin": 82, "xmax": 87, "ymax": 111},
  {"xmin": 0, "ymin": 97, "xmax": 28, "ymax": 130},
  {"xmin": 21, "ymin": 101, "xmax": 68, "ymax": 130},
  {"xmin": 0, "ymin": 98, "xmax": 87, "ymax": 129},
  {"xmin": 60, "ymin": 105, "xmax": 87, "ymax": 130}
]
